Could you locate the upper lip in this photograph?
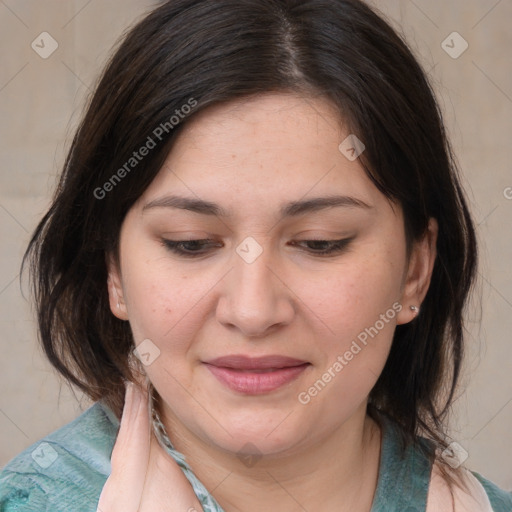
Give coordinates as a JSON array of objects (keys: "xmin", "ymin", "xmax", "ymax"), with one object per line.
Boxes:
[{"xmin": 204, "ymin": 355, "xmax": 309, "ymax": 370}]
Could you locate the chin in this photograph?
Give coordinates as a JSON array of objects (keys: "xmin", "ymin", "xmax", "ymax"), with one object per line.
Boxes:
[
  {"xmin": 196, "ymin": 414, "xmax": 312, "ymax": 460},
  {"xmin": 217, "ymin": 434, "xmax": 301, "ymax": 461}
]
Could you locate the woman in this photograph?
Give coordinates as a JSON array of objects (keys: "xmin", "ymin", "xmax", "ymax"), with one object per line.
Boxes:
[{"xmin": 1, "ymin": 0, "xmax": 511, "ymax": 510}]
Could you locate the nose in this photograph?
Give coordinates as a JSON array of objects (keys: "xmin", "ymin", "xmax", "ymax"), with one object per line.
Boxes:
[{"xmin": 215, "ymin": 245, "xmax": 295, "ymax": 338}]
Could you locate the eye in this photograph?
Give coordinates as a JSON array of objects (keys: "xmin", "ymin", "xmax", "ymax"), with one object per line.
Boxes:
[
  {"xmin": 161, "ymin": 238, "xmax": 222, "ymax": 257},
  {"xmin": 161, "ymin": 237, "xmax": 354, "ymax": 258},
  {"xmin": 291, "ymin": 238, "xmax": 354, "ymax": 256}
]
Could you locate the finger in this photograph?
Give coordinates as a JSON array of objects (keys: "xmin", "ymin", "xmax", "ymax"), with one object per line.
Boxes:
[
  {"xmin": 97, "ymin": 382, "xmax": 150, "ymax": 512},
  {"xmin": 139, "ymin": 432, "xmax": 205, "ymax": 511}
]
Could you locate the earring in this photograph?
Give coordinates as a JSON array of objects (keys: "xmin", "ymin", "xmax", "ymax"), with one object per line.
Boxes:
[{"xmin": 410, "ymin": 305, "xmax": 419, "ymax": 314}]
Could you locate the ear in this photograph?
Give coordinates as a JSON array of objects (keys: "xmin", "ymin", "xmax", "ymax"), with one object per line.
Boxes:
[
  {"xmin": 396, "ymin": 218, "xmax": 438, "ymax": 325},
  {"xmin": 106, "ymin": 252, "xmax": 129, "ymax": 321}
]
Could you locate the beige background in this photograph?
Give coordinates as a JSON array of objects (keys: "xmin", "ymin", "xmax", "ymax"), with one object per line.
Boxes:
[{"xmin": 0, "ymin": 0, "xmax": 511, "ymax": 490}]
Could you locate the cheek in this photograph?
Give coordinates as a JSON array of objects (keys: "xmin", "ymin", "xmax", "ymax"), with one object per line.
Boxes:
[
  {"xmin": 121, "ymin": 249, "xmax": 202, "ymax": 350},
  {"xmin": 293, "ymin": 251, "xmax": 403, "ymax": 406},
  {"xmin": 298, "ymin": 253, "xmax": 404, "ymax": 343}
]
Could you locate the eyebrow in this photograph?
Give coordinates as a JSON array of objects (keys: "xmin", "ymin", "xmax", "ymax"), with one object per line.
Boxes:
[{"xmin": 142, "ymin": 194, "xmax": 373, "ymax": 218}]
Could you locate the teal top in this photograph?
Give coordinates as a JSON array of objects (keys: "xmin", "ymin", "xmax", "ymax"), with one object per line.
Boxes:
[{"xmin": 1, "ymin": 401, "xmax": 511, "ymax": 511}]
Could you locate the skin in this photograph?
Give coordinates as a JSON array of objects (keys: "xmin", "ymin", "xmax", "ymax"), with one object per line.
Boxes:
[{"xmin": 106, "ymin": 92, "xmax": 438, "ymax": 511}]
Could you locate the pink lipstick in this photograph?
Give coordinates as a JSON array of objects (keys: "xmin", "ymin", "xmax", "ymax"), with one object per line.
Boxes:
[{"xmin": 203, "ymin": 355, "xmax": 310, "ymax": 394}]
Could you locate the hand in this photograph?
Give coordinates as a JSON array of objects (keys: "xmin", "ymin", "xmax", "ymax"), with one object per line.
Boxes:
[{"xmin": 97, "ymin": 381, "xmax": 204, "ymax": 512}]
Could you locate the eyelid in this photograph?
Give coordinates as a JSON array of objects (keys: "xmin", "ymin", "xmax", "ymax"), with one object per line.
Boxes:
[{"xmin": 160, "ymin": 236, "xmax": 355, "ymax": 258}]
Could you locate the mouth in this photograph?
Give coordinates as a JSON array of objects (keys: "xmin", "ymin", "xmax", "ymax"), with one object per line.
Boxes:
[{"xmin": 203, "ymin": 355, "xmax": 311, "ymax": 394}]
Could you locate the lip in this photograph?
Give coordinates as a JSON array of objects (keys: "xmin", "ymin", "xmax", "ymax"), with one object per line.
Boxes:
[
  {"xmin": 205, "ymin": 355, "xmax": 308, "ymax": 370},
  {"xmin": 203, "ymin": 355, "xmax": 310, "ymax": 394}
]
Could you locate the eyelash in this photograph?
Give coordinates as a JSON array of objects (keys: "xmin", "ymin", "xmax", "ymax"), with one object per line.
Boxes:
[{"xmin": 161, "ymin": 238, "xmax": 353, "ymax": 258}]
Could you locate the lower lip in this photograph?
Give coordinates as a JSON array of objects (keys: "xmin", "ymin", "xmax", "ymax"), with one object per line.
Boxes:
[{"xmin": 205, "ymin": 363, "xmax": 310, "ymax": 394}]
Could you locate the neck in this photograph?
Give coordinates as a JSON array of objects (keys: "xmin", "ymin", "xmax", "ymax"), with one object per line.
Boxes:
[{"xmin": 160, "ymin": 403, "xmax": 382, "ymax": 512}]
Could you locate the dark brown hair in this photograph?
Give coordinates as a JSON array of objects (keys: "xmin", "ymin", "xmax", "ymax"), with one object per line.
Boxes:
[{"xmin": 22, "ymin": 0, "xmax": 477, "ymax": 480}]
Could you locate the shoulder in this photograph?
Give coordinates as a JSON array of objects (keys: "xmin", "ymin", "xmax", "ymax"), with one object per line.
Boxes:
[
  {"xmin": 472, "ymin": 471, "xmax": 512, "ymax": 512},
  {"xmin": 373, "ymin": 413, "xmax": 512, "ymax": 512},
  {"xmin": 0, "ymin": 401, "xmax": 119, "ymax": 512},
  {"xmin": 426, "ymin": 459, "xmax": 512, "ymax": 512}
]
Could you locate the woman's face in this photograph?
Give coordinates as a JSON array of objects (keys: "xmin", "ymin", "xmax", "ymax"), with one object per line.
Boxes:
[{"xmin": 108, "ymin": 92, "xmax": 436, "ymax": 457}]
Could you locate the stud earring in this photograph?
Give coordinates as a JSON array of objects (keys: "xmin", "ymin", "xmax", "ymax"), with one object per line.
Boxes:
[{"xmin": 410, "ymin": 305, "xmax": 419, "ymax": 314}]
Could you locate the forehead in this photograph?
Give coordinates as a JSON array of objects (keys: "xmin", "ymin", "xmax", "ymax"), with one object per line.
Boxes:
[
  {"xmin": 136, "ymin": 92, "xmax": 389, "ymax": 219},
  {"xmin": 170, "ymin": 92, "xmax": 344, "ymax": 162}
]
